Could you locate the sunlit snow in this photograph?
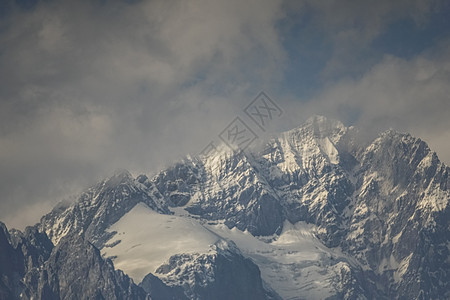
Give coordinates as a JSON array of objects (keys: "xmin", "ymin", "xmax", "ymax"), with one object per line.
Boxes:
[
  {"xmin": 101, "ymin": 203, "xmax": 220, "ymax": 281},
  {"xmin": 102, "ymin": 203, "xmax": 355, "ymax": 300}
]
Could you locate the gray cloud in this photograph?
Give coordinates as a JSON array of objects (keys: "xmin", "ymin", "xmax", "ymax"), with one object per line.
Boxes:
[
  {"xmin": 0, "ymin": 0, "xmax": 449, "ymax": 229},
  {"xmin": 282, "ymin": 39, "xmax": 450, "ymax": 163},
  {"xmin": 0, "ymin": 0, "xmax": 286, "ymax": 228},
  {"xmin": 286, "ymin": 0, "xmax": 446, "ymax": 77}
]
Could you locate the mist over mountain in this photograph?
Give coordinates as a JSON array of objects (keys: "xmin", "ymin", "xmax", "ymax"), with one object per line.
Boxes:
[{"xmin": 0, "ymin": 116, "xmax": 448, "ymax": 299}]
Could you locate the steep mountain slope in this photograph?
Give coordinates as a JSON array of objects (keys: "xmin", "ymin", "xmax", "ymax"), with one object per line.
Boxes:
[
  {"xmin": 1, "ymin": 115, "xmax": 448, "ymax": 299},
  {"xmin": 36, "ymin": 171, "xmax": 279, "ymax": 299},
  {"xmin": 39, "ymin": 170, "xmax": 170, "ymax": 247},
  {"xmin": 101, "ymin": 202, "xmax": 222, "ymax": 281},
  {"xmin": 152, "ymin": 240, "xmax": 279, "ymax": 300},
  {"xmin": 206, "ymin": 220, "xmax": 366, "ymax": 300},
  {"xmin": 34, "ymin": 234, "xmax": 148, "ymax": 300},
  {"xmin": 0, "ymin": 222, "xmax": 150, "ymax": 299},
  {"xmin": 101, "ymin": 203, "xmax": 281, "ymax": 299},
  {"xmin": 346, "ymin": 130, "xmax": 450, "ymax": 299},
  {"xmin": 145, "ymin": 115, "xmax": 449, "ymax": 299}
]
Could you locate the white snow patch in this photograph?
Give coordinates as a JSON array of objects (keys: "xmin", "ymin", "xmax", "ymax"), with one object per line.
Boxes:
[
  {"xmin": 419, "ymin": 181, "xmax": 449, "ymax": 212},
  {"xmin": 394, "ymin": 253, "xmax": 413, "ymax": 283},
  {"xmin": 102, "ymin": 204, "xmax": 359, "ymax": 299},
  {"xmin": 101, "ymin": 203, "xmax": 220, "ymax": 282},
  {"xmin": 317, "ymin": 137, "xmax": 339, "ymax": 164},
  {"xmin": 207, "ymin": 220, "xmax": 353, "ymax": 300}
]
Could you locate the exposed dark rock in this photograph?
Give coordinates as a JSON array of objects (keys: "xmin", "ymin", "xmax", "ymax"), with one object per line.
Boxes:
[{"xmin": 154, "ymin": 242, "xmax": 281, "ymax": 300}]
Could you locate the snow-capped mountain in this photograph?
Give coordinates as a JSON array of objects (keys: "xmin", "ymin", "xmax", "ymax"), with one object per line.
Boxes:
[{"xmin": 1, "ymin": 115, "xmax": 448, "ymax": 299}]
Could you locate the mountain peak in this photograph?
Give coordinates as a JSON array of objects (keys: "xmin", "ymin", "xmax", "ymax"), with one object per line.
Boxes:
[
  {"xmin": 11, "ymin": 116, "xmax": 449, "ymax": 300},
  {"xmin": 103, "ymin": 169, "xmax": 134, "ymax": 187},
  {"xmin": 110, "ymin": 168, "xmax": 132, "ymax": 178},
  {"xmin": 373, "ymin": 128, "xmax": 430, "ymax": 153},
  {"xmin": 304, "ymin": 115, "xmax": 346, "ymax": 136}
]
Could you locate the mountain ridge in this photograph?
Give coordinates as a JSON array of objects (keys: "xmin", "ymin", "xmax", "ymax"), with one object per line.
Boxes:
[{"xmin": 1, "ymin": 115, "xmax": 449, "ymax": 299}]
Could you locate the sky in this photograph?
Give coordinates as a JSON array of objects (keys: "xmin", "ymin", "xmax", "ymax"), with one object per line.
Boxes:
[{"xmin": 1, "ymin": 0, "xmax": 449, "ymax": 229}]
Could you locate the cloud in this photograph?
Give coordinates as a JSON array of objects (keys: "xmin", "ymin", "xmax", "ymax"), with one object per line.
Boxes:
[
  {"xmin": 284, "ymin": 0, "xmax": 446, "ymax": 78},
  {"xmin": 0, "ymin": 0, "xmax": 286, "ymax": 229},
  {"xmin": 0, "ymin": 0, "xmax": 449, "ymax": 230},
  {"xmin": 283, "ymin": 38, "xmax": 450, "ymax": 163}
]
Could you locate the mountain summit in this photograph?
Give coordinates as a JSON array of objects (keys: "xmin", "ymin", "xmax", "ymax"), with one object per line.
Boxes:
[{"xmin": 1, "ymin": 116, "xmax": 449, "ymax": 299}]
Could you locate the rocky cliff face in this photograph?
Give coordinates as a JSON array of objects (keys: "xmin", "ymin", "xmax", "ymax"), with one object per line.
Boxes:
[
  {"xmin": 152, "ymin": 240, "xmax": 281, "ymax": 300},
  {"xmin": 0, "ymin": 222, "xmax": 23, "ymax": 299},
  {"xmin": 35, "ymin": 234, "xmax": 148, "ymax": 300},
  {"xmin": 39, "ymin": 170, "xmax": 170, "ymax": 248},
  {"xmin": 0, "ymin": 222, "xmax": 151, "ymax": 299},
  {"xmin": 346, "ymin": 130, "xmax": 450, "ymax": 299},
  {"xmin": 1, "ymin": 116, "xmax": 448, "ymax": 299}
]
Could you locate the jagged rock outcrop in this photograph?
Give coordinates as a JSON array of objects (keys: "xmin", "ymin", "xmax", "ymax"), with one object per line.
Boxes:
[
  {"xmin": 35, "ymin": 234, "xmax": 148, "ymax": 300},
  {"xmin": 0, "ymin": 222, "xmax": 23, "ymax": 299},
  {"xmin": 0, "ymin": 222, "xmax": 155, "ymax": 299},
  {"xmin": 140, "ymin": 273, "xmax": 187, "ymax": 300},
  {"xmin": 40, "ymin": 170, "xmax": 170, "ymax": 248},
  {"xmin": 153, "ymin": 240, "xmax": 281, "ymax": 300}
]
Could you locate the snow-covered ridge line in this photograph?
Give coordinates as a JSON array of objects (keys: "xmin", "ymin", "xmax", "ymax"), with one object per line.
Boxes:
[{"xmin": 35, "ymin": 115, "xmax": 450, "ymax": 299}]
